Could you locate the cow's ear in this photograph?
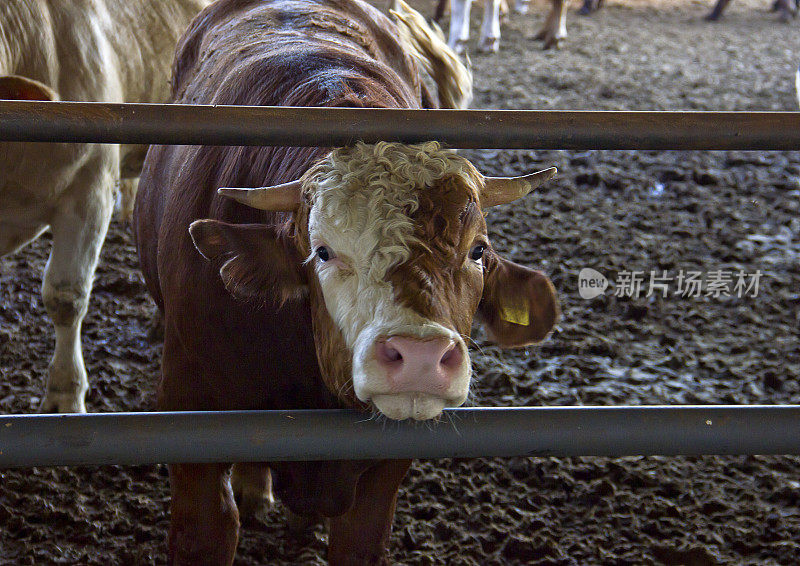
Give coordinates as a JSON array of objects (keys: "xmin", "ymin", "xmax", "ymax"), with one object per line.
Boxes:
[
  {"xmin": 0, "ymin": 76, "xmax": 59, "ymax": 101},
  {"xmin": 189, "ymin": 219, "xmax": 306, "ymax": 304},
  {"xmin": 477, "ymin": 252, "xmax": 559, "ymax": 347}
]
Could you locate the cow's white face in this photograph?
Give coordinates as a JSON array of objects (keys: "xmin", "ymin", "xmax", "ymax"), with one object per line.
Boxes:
[{"xmin": 305, "ymin": 142, "xmax": 478, "ymax": 420}]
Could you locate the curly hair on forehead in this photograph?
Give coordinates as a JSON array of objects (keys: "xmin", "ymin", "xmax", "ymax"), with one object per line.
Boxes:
[
  {"xmin": 302, "ymin": 141, "xmax": 482, "ymax": 202},
  {"xmin": 300, "ymin": 141, "xmax": 485, "ymax": 284}
]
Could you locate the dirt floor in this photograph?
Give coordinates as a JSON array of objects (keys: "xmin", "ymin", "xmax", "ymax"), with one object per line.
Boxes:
[{"xmin": 1, "ymin": 0, "xmax": 799, "ymax": 563}]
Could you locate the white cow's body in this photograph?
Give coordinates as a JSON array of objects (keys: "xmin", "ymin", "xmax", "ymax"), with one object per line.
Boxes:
[{"xmin": 0, "ymin": 0, "xmax": 208, "ymax": 412}]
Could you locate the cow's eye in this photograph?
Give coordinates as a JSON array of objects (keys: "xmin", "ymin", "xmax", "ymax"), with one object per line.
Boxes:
[
  {"xmin": 469, "ymin": 244, "xmax": 486, "ymax": 261},
  {"xmin": 316, "ymin": 246, "xmax": 332, "ymax": 262}
]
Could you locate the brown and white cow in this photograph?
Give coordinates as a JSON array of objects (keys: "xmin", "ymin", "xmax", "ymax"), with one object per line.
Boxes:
[
  {"xmin": 134, "ymin": 0, "xmax": 558, "ymax": 563},
  {"xmin": 440, "ymin": 0, "xmax": 568, "ymax": 53},
  {"xmin": 0, "ymin": 0, "xmax": 208, "ymax": 413}
]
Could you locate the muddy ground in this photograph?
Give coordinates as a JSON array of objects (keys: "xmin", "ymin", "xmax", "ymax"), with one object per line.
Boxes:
[{"xmin": 1, "ymin": 0, "xmax": 799, "ymax": 563}]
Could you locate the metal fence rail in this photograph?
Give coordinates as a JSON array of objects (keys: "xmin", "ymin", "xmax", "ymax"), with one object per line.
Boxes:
[
  {"xmin": 1, "ymin": 104, "xmax": 796, "ymax": 469},
  {"xmin": 1, "ymin": 406, "xmax": 799, "ymax": 468},
  {"xmin": 1, "ymin": 101, "xmax": 799, "ymax": 149}
]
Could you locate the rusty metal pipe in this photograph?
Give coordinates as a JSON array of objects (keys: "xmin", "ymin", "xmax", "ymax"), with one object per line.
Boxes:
[
  {"xmin": 0, "ymin": 101, "xmax": 798, "ymax": 149},
  {"xmin": 1, "ymin": 406, "xmax": 799, "ymax": 468}
]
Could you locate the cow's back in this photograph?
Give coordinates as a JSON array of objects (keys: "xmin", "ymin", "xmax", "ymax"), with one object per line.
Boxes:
[
  {"xmin": 169, "ymin": 0, "xmax": 424, "ymax": 108},
  {"xmin": 0, "ymin": 0, "xmax": 208, "ymax": 102}
]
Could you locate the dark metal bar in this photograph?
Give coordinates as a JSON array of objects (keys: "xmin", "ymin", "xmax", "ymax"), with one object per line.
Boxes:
[
  {"xmin": 1, "ymin": 406, "xmax": 799, "ymax": 468},
  {"xmin": 0, "ymin": 101, "xmax": 798, "ymax": 149}
]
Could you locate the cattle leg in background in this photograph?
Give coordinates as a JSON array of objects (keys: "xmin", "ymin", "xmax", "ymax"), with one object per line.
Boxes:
[
  {"xmin": 434, "ymin": 0, "xmax": 519, "ymax": 25},
  {"xmin": 433, "ymin": 0, "xmax": 448, "ymax": 23},
  {"xmin": 40, "ymin": 150, "xmax": 117, "ymax": 412},
  {"xmin": 773, "ymin": 0, "xmax": 798, "ymax": 20},
  {"xmin": 446, "ymin": 0, "xmax": 565, "ymax": 53},
  {"xmin": 478, "ymin": 0, "xmax": 503, "ymax": 52},
  {"xmin": 117, "ymin": 145, "xmax": 150, "ymax": 222},
  {"xmin": 706, "ymin": 0, "xmax": 733, "ymax": 19},
  {"xmin": 579, "ymin": 0, "xmax": 604, "ymax": 15},
  {"xmin": 447, "ymin": 0, "xmax": 476, "ymax": 53},
  {"xmin": 796, "ymin": 63, "xmax": 800, "ymax": 107},
  {"xmin": 706, "ymin": 0, "xmax": 797, "ymax": 20},
  {"xmin": 327, "ymin": 460, "xmax": 412, "ymax": 564},
  {"xmin": 534, "ymin": 0, "xmax": 568, "ymax": 49}
]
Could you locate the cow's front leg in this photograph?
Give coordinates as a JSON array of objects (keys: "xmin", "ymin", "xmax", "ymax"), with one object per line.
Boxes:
[
  {"xmin": 533, "ymin": 0, "xmax": 567, "ymax": 49},
  {"xmin": 478, "ymin": 0, "xmax": 502, "ymax": 52},
  {"xmin": 327, "ymin": 459, "xmax": 412, "ymax": 566},
  {"xmin": 40, "ymin": 160, "xmax": 115, "ymax": 413},
  {"xmin": 448, "ymin": 0, "xmax": 472, "ymax": 54},
  {"xmin": 168, "ymin": 463, "xmax": 240, "ymax": 566}
]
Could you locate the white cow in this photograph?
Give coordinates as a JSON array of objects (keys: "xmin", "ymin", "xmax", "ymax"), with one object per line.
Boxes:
[
  {"xmin": 442, "ymin": 0, "xmax": 568, "ymax": 53},
  {"xmin": 0, "ymin": 0, "xmax": 209, "ymax": 413}
]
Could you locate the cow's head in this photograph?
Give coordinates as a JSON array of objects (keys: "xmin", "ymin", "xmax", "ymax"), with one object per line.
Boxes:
[{"xmin": 190, "ymin": 142, "xmax": 558, "ymax": 420}]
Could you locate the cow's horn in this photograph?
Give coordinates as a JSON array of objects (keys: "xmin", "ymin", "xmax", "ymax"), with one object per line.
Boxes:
[
  {"xmin": 481, "ymin": 167, "xmax": 557, "ymax": 207},
  {"xmin": 218, "ymin": 179, "xmax": 303, "ymax": 211}
]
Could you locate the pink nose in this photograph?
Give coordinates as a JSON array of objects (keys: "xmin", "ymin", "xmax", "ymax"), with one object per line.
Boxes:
[{"xmin": 374, "ymin": 336, "xmax": 463, "ymax": 395}]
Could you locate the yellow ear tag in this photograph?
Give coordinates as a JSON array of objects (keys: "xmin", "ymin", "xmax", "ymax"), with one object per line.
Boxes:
[{"xmin": 500, "ymin": 300, "xmax": 530, "ymax": 326}]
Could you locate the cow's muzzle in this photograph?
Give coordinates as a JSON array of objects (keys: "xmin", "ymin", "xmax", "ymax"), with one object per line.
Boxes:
[
  {"xmin": 354, "ymin": 329, "xmax": 471, "ymax": 421},
  {"xmin": 375, "ymin": 336, "xmax": 462, "ymax": 396}
]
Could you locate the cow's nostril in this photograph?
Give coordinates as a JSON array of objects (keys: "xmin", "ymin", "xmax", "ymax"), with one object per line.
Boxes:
[
  {"xmin": 377, "ymin": 341, "xmax": 403, "ymax": 365},
  {"xmin": 439, "ymin": 343, "xmax": 461, "ymax": 368}
]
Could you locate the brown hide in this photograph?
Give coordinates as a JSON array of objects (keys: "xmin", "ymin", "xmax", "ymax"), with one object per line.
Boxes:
[
  {"xmin": 386, "ymin": 175, "xmax": 487, "ymax": 339},
  {"xmin": 133, "ymin": 0, "xmax": 444, "ymax": 563}
]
